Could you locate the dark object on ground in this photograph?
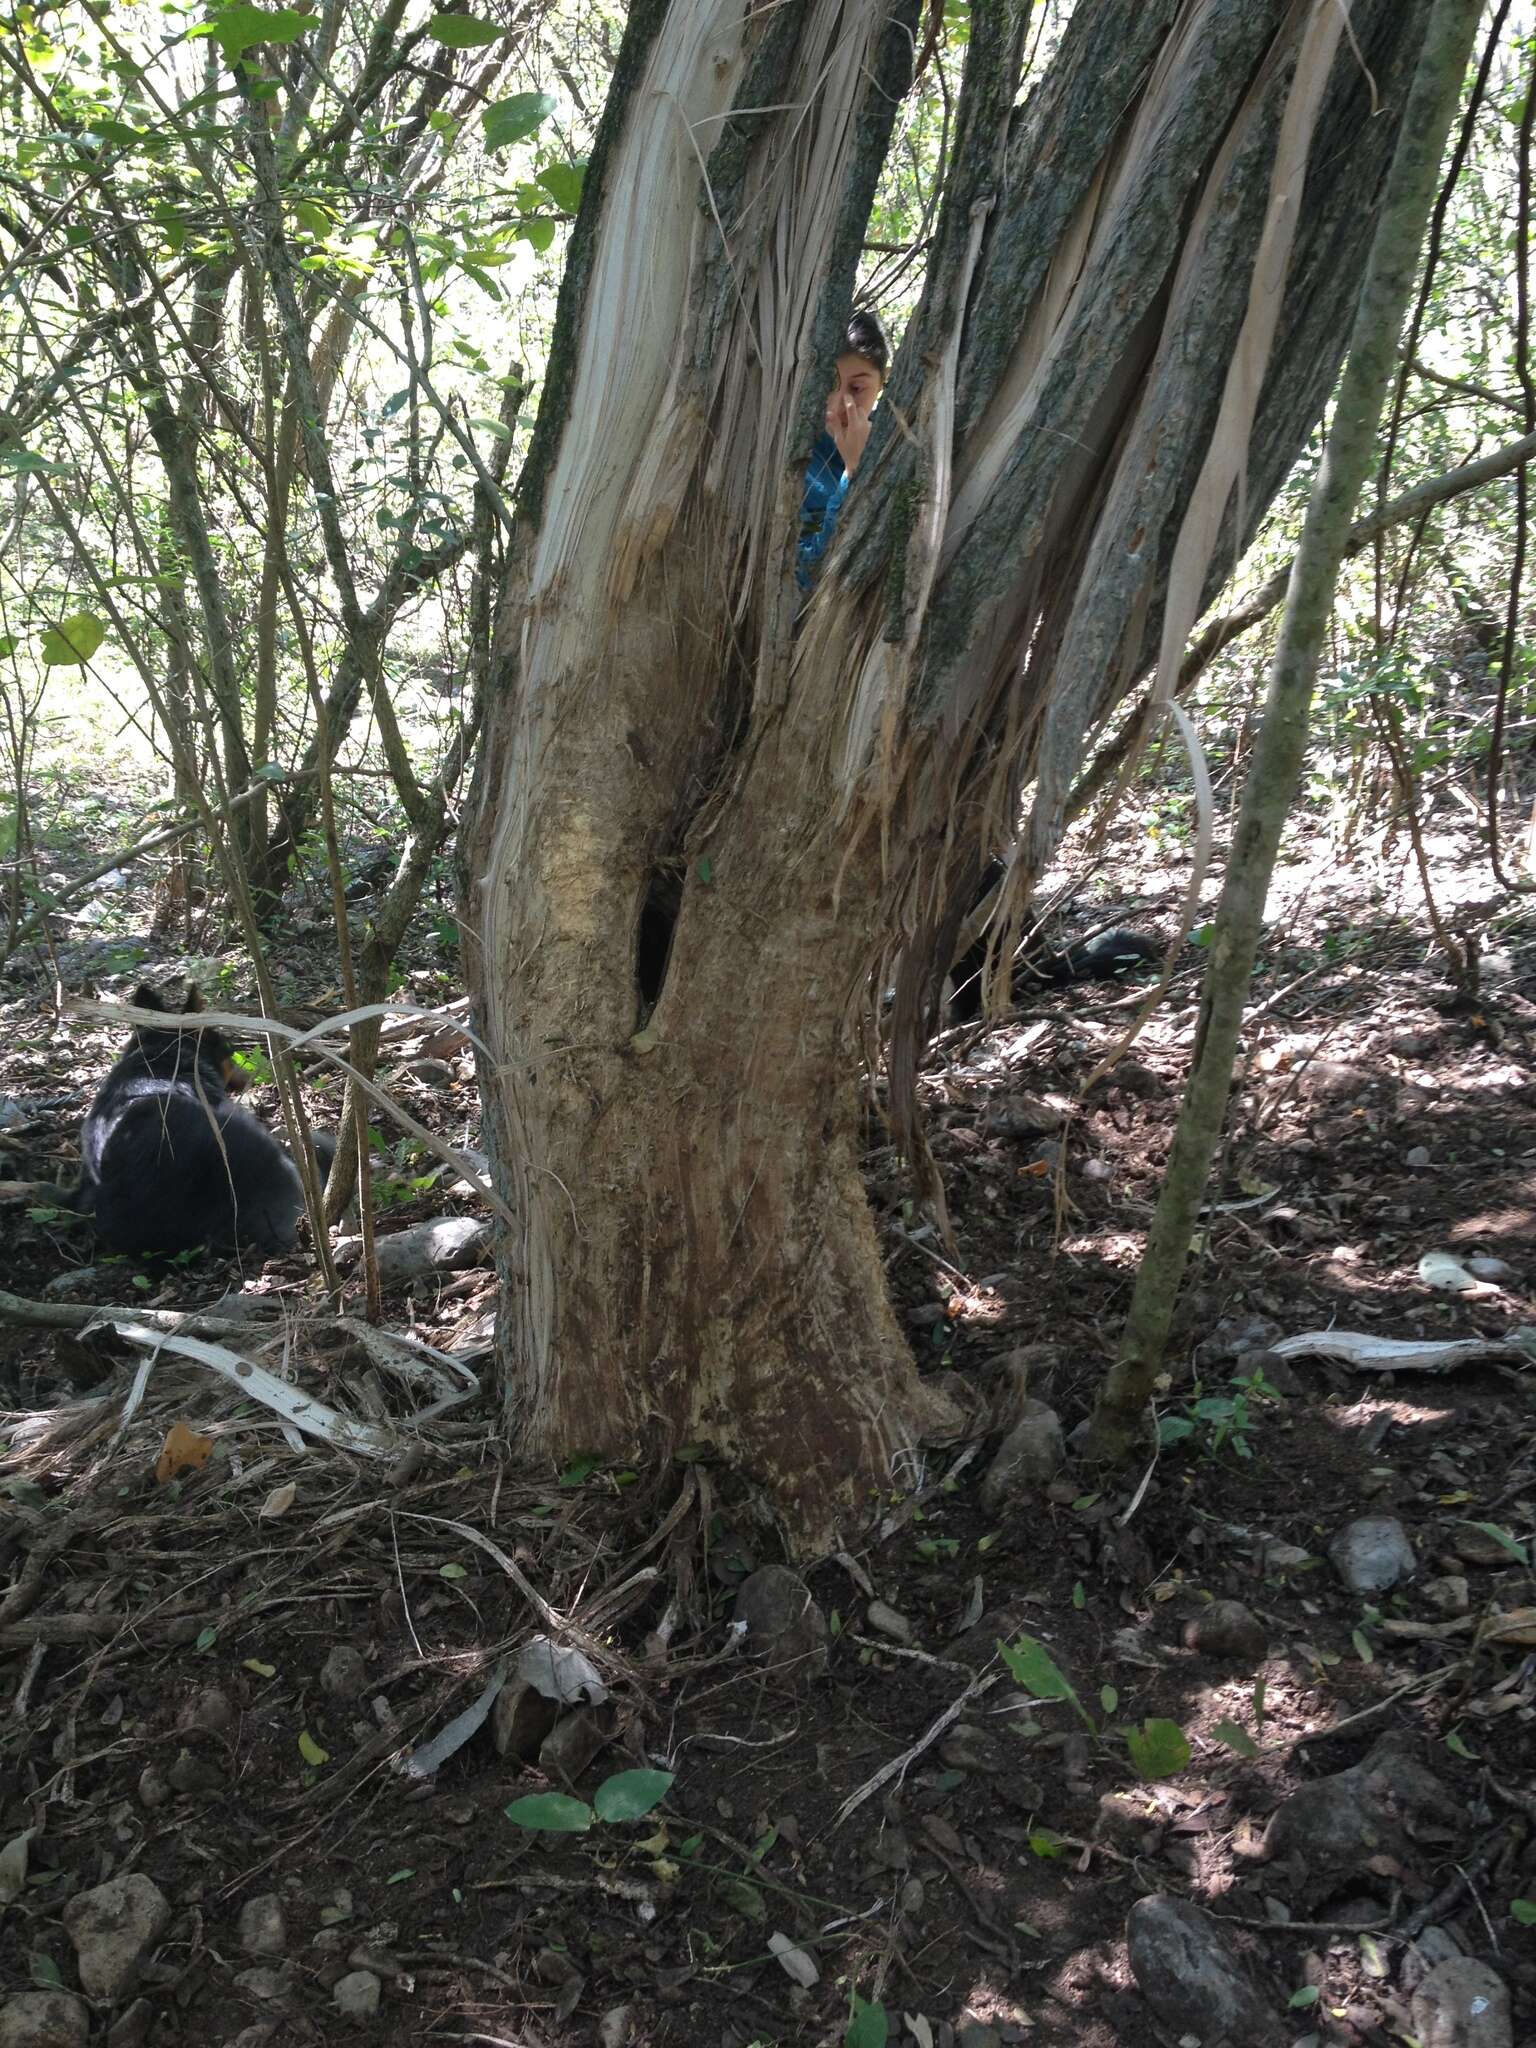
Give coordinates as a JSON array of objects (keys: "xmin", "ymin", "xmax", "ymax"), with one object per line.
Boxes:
[
  {"xmin": 948, "ymin": 922, "xmax": 1163, "ymax": 1022},
  {"xmin": 73, "ymin": 983, "xmax": 311, "ymax": 1257}
]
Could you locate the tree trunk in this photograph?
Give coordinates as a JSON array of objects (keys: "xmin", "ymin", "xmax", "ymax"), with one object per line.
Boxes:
[{"xmin": 464, "ymin": 0, "xmax": 1443, "ymax": 1549}]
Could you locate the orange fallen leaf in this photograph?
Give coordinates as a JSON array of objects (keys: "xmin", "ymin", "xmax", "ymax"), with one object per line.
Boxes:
[{"xmin": 155, "ymin": 1421, "xmax": 213, "ymax": 1484}]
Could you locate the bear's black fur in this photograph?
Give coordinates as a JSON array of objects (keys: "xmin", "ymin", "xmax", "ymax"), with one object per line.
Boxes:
[{"xmin": 77, "ymin": 983, "xmax": 311, "ymax": 1257}]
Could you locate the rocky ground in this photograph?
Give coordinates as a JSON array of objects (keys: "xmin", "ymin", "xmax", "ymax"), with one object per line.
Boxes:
[{"xmin": 1, "ymin": 799, "xmax": 1534, "ymax": 2048}]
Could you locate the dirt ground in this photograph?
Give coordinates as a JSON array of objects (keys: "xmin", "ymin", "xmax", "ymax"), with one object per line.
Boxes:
[{"xmin": 2, "ymin": 801, "xmax": 1534, "ymax": 2047}]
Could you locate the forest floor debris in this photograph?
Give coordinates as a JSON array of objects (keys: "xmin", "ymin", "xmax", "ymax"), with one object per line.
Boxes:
[{"xmin": 1, "ymin": 802, "xmax": 1534, "ymax": 2046}]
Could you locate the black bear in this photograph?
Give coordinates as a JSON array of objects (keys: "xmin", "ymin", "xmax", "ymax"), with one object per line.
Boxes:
[{"xmin": 76, "ymin": 982, "xmax": 318, "ymax": 1257}]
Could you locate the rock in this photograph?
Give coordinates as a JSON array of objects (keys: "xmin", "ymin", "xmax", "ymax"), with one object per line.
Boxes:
[
  {"xmin": 232, "ymin": 1967, "xmax": 292, "ymax": 2001},
  {"xmin": 1420, "ymin": 1575, "xmax": 1470, "ymax": 1617},
  {"xmin": 184, "ymin": 1686, "xmax": 235, "ymax": 1736},
  {"xmin": 1197, "ymin": 1315, "xmax": 1283, "ymax": 1367},
  {"xmin": 331, "ymin": 1970, "xmax": 382, "ymax": 2019},
  {"xmin": 320, "ymin": 1645, "xmax": 369, "ymax": 1701},
  {"xmin": 62, "ymin": 1872, "xmax": 171, "ymax": 2002},
  {"xmin": 0, "ymin": 1992, "xmax": 91, "ymax": 2048},
  {"xmin": 1329, "ymin": 1514, "xmax": 1415, "ymax": 1593},
  {"xmin": 44, "ymin": 1268, "xmax": 109, "ymax": 1300},
  {"xmin": 938, "ymin": 1722, "xmax": 999, "ymax": 1775},
  {"xmin": 978, "ymin": 1400, "xmax": 1065, "ymax": 1514},
  {"xmin": 1465, "ymin": 1256, "xmax": 1517, "ymax": 1283},
  {"xmin": 1410, "ymin": 1957, "xmax": 1513, "ymax": 2047},
  {"xmin": 237, "ymin": 1894, "xmax": 287, "ymax": 1957},
  {"xmin": 204, "ymin": 1291, "xmax": 281, "ymax": 1324},
  {"xmin": 1263, "ymin": 1742, "xmax": 1461, "ymax": 1903},
  {"xmin": 1402, "ymin": 1925, "xmax": 1466, "ymax": 1992},
  {"xmin": 865, "ymin": 1600, "xmax": 911, "ymax": 1643},
  {"xmin": 1241, "ymin": 1347, "xmax": 1302, "ymax": 1396},
  {"xmin": 1125, "ymin": 1895, "xmax": 1286, "ymax": 2046},
  {"xmin": 408, "ymin": 1058, "xmax": 455, "ymax": 1086},
  {"xmin": 597, "ymin": 2007, "xmax": 634, "ymax": 2048},
  {"xmin": 1406, "ymin": 1145, "xmax": 1433, "ymax": 1169},
  {"xmin": 166, "ymin": 1749, "xmax": 225, "ymax": 1797},
  {"xmin": 334, "ymin": 1215, "xmax": 490, "ymax": 1286},
  {"xmin": 1448, "ymin": 1521, "xmax": 1518, "ymax": 1568},
  {"xmin": 732, "ymin": 1567, "xmax": 828, "ymax": 1679},
  {"xmin": 1183, "ymin": 1600, "xmax": 1268, "ymax": 1661},
  {"xmin": 137, "ymin": 1764, "xmax": 170, "ymax": 1809},
  {"xmin": 1262, "ymin": 1540, "xmax": 1312, "ymax": 1572}
]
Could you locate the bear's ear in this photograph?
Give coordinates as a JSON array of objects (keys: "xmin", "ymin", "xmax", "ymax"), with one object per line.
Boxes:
[
  {"xmin": 132, "ymin": 984, "xmax": 164, "ymax": 1013},
  {"xmin": 182, "ymin": 982, "xmax": 204, "ymax": 1014}
]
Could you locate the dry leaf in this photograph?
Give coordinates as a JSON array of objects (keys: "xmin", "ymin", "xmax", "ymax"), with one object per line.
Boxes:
[
  {"xmin": 260, "ymin": 1482, "xmax": 298, "ymax": 1519},
  {"xmin": 155, "ymin": 1421, "xmax": 213, "ymax": 1484}
]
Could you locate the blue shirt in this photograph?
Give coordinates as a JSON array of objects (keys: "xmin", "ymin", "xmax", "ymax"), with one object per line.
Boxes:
[{"xmin": 797, "ymin": 431, "xmax": 847, "ymax": 593}]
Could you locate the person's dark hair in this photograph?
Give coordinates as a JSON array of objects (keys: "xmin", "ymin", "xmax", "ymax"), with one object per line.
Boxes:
[{"xmin": 843, "ymin": 307, "xmax": 890, "ymax": 378}]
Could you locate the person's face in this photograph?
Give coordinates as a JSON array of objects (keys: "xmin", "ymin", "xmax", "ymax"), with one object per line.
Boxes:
[{"xmin": 826, "ymin": 352, "xmax": 883, "ymax": 434}]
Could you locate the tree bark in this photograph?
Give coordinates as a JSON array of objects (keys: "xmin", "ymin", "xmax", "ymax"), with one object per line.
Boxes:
[
  {"xmin": 1087, "ymin": 0, "xmax": 1488, "ymax": 1461},
  {"xmin": 464, "ymin": 0, "xmax": 1442, "ymax": 1548}
]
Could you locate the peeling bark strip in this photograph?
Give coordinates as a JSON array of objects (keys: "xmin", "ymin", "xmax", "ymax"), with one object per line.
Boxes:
[{"xmin": 464, "ymin": 0, "xmax": 1440, "ymax": 1548}]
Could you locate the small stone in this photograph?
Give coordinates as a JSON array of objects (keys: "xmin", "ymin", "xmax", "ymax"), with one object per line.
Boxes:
[
  {"xmin": 1410, "ymin": 1956, "xmax": 1513, "ymax": 2048},
  {"xmin": 978, "ymin": 1400, "xmax": 1065, "ymax": 1515},
  {"xmin": 1183, "ymin": 1600, "xmax": 1267, "ymax": 1661},
  {"xmin": 1448, "ymin": 1521, "xmax": 1518, "ymax": 1568},
  {"xmin": 184, "ymin": 1686, "xmax": 235, "ymax": 1736},
  {"xmin": 1465, "ymin": 1256, "xmax": 1517, "ymax": 1282},
  {"xmin": 898, "ymin": 1877, "xmax": 924, "ymax": 1915},
  {"xmin": 1406, "ymin": 1145, "xmax": 1433, "ymax": 1170},
  {"xmin": 865, "ymin": 1600, "xmax": 912, "ymax": 1643},
  {"xmin": 137, "ymin": 1764, "xmax": 170, "ymax": 1810},
  {"xmin": 732, "ymin": 1567, "xmax": 828, "ymax": 1680},
  {"xmin": 1329, "ymin": 1515, "xmax": 1415, "ymax": 1593},
  {"xmin": 597, "ymin": 2007, "xmax": 634, "ymax": 2048},
  {"xmin": 1030, "ymin": 1139, "xmax": 1062, "ymax": 1168},
  {"xmin": 237, "ymin": 1894, "xmax": 287, "ymax": 1958},
  {"xmin": 166, "ymin": 1749, "xmax": 225, "ymax": 1797},
  {"xmin": 232, "ymin": 1967, "xmax": 292, "ymax": 2001},
  {"xmin": 0, "ymin": 1991, "xmax": 91, "ymax": 2048},
  {"xmin": 1082, "ymin": 1158, "xmax": 1111, "ymax": 1181},
  {"xmin": 1126, "ymin": 1895, "xmax": 1285, "ymax": 2047},
  {"xmin": 938, "ymin": 1722, "xmax": 1000, "ymax": 1775},
  {"xmin": 320, "ymin": 1645, "xmax": 369, "ymax": 1701},
  {"xmin": 62, "ymin": 1873, "xmax": 171, "ymax": 2002},
  {"xmin": 1420, "ymin": 1575, "xmax": 1470, "ymax": 1617},
  {"xmin": 1262, "ymin": 1540, "xmax": 1311, "ymax": 1572},
  {"xmin": 331, "ymin": 1970, "xmax": 382, "ymax": 2019}
]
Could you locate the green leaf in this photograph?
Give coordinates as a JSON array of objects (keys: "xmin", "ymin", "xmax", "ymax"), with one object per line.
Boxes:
[
  {"xmin": 505, "ymin": 1792, "xmax": 593, "ymax": 1833},
  {"xmin": 1463, "ymin": 1520, "xmax": 1529, "ymax": 1564},
  {"xmin": 1099, "ymin": 1685, "xmax": 1118, "ymax": 1715},
  {"xmin": 0, "ymin": 636, "xmax": 16, "ymax": 659},
  {"xmin": 1027, "ymin": 1828, "xmax": 1065, "ymax": 1858},
  {"xmin": 520, "ymin": 216, "xmax": 556, "ymax": 254},
  {"xmin": 0, "ymin": 447, "xmax": 68, "ymax": 476},
  {"xmin": 535, "ymin": 159, "xmax": 585, "ymax": 211},
  {"xmin": 194, "ymin": 1624, "xmax": 218, "ymax": 1650},
  {"xmin": 1444, "ymin": 1727, "xmax": 1477, "ymax": 1761},
  {"xmin": 591, "ymin": 1769, "xmax": 673, "ymax": 1823},
  {"xmin": 298, "ymin": 1729, "xmax": 329, "ymax": 1766},
  {"xmin": 1071, "ymin": 1580, "xmax": 1086, "ymax": 1610},
  {"xmin": 482, "ymin": 90, "xmax": 557, "ymax": 151},
  {"xmin": 997, "ymin": 1635, "xmax": 1094, "ymax": 1733},
  {"xmin": 844, "ymin": 1995, "xmax": 889, "ymax": 2048},
  {"xmin": 30, "ymin": 1952, "xmax": 64, "ymax": 1990},
  {"xmin": 1511, "ymin": 1898, "xmax": 1536, "ymax": 1926},
  {"xmin": 439, "ymin": 1562, "xmax": 467, "ymax": 1580},
  {"xmin": 209, "ymin": 4, "xmax": 310, "ymax": 56},
  {"xmin": 1288, "ymin": 1985, "xmax": 1320, "ymax": 2009},
  {"xmin": 1123, "ymin": 1717, "xmax": 1192, "ymax": 1782},
  {"xmin": 717, "ymin": 1877, "xmax": 766, "ymax": 1922},
  {"xmin": 428, "ymin": 11, "xmax": 503, "ymax": 45},
  {"xmin": 40, "ymin": 613, "xmax": 106, "ymax": 665},
  {"xmin": 1210, "ymin": 1718, "xmax": 1259, "ymax": 1759},
  {"xmin": 386, "ymin": 1866, "xmax": 414, "ymax": 1884}
]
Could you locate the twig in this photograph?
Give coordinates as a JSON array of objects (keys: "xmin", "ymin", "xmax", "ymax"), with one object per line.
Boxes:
[{"xmin": 831, "ymin": 1669, "xmax": 998, "ymax": 1827}]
